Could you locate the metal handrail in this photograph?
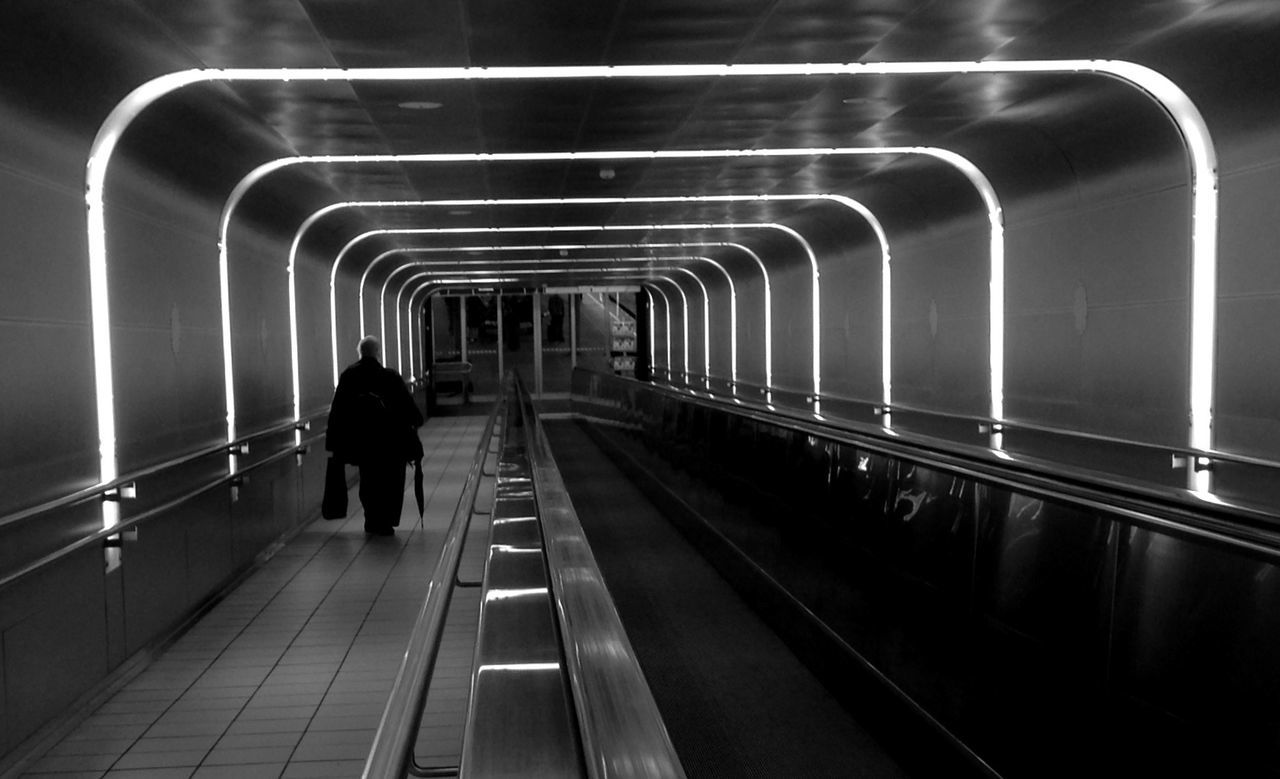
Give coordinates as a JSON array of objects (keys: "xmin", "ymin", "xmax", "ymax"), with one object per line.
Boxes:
[
  {"xmin": 589, "ymin": 370, "xmax": 1280, "ymax": 557},
  {"xmin": 0, "ymin": 413, "xmax": 325, "ymax": 533},
  {"xmin": 518, "ymin": 375, "xmax": 686, "ymax": 779},
  {"xmin": 0, "ymin": 430, "xmax": 326, "ymax": 593},
  {"xmin": 362, "ymin": 389, "xmax": 505, "ymax": 779},
  {"xmin": 652, "ymin": 370, "xmax": 1280, "ymax": 474}
]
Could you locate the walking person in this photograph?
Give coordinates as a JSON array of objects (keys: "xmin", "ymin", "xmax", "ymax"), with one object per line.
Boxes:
[
  {"xmin": 325, "ymin": 336, "xmax": 424, "ymax": 535},
  {"xmin": 547, "ymin": 294, "xmax": 565, "ymax": 343}
]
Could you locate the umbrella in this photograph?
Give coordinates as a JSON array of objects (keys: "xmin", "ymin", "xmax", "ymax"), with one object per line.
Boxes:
[{"xmin": 413, "ymin": 457, "xmax": 425, "ymax": 525}]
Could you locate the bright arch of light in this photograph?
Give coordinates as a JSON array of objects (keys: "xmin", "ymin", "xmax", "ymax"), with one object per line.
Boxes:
[
  {"xmin": 391, "ymin": 262, "xmax": 708, "ymax": 378},
  {"xmin": 384, "ymin": 256, "xmax": 729, "ymax": 382},
  {"xmin": 361, "ymin": 240, "xmax": 771, "ymax": 386},
  {"xmin": 85, "ymin": 60, "xmax": 1218, "ymax": 519},
  {"xmin": 402, "ymin": 269, "xmax": 693, "ymax": 377},
  {"xmin": 332, "ymin": 222, "xmax": 822, "ymax": 399}
]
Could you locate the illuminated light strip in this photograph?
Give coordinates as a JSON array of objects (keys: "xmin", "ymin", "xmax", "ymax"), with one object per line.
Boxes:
[
  {"xmin": 282, "ymin": 193, "xmax": 882, "ymax": 390},
  {"xmin": 655, "ymin": 276, "xmax": 693, "ymax": 378},
  {"xmin": 216, "ymin": 160, "xmax": 304, "ymax": 458},
  {"xmin": 478, "ymin": 663, "xmax": 561, "ymax": 674},
  {"xmin": 648, "ymin": 285, "xmax": 674, "ymax": 373},
  {"xmin": 491, "ymin": 516, "xmax": 537, "ymax": 525},
  {"xmin": 297, "ymin": 153, "xmax": 959, "ymax": 418},
  {"xmin": 383, "ymin": 256, "xmax": 725, "ymax": 380},
  {"xmin": 308, "ymin": 171, "xmax": 906, "ymax": 405},
  {"xmin": 367, "ymin": 243, "xmax": 745, "ymax": 382},
  {"xmin": 646, "ymin": 288, "xmax": 656, "ymax": 372},
  {"xmin": 396, "ymin": 261, "xmax": 672, "ymax": 375},
  {"xmin": 304, "ymin": 166, "xmax": 880, "ymax": 389},
  {"xmin": 362, "ymin": 241, "xmax": 769, "ymax": 387},
  {"xmin": 255, "ymin": 168, "xmax": 880, "ymax": 432},
  {"xmin": 406, "ymin": 271, "xmax": 683, "ymax": 374},
  {"xmin": 255, "ymin": 153, "xmax": 954, "ymax": 412},
  {"xmin": 484, "ymin": 587, "xmax": 549, "ymax": 602},
  {"xmin": 489, "ymin": 544, "xmax": 544, "ymax": 553},
  {"xmin": 398, "ymin": 264, "xmax": 700, "ymax": 376},
  {"xmin": 87, "ymin": 62, "xmax": 1216, "ymax": 518},
  {"xmin": 336, "ymin": 222, "xmax": 817, "ymax": 397}
]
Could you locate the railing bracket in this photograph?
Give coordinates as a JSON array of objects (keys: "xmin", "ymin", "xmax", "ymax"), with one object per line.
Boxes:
[{"xmin": 102, "ymin": 482, "xmax": 137, "ymax": 502}]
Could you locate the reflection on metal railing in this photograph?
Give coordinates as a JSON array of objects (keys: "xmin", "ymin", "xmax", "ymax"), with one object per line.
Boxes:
[
  {"xmin": 584, "ymin": 368, "xmax": 1280, "ymax": 556},
  {"xmin": 362, "ymin": 389, "xmax": 505, "ymax": 779},
  {"xmin": 518, "ymin": 374, "xmax": 686, "ymax": 779},
  {"xmin": 647, "ymin": 368, "xmax": 1280, "ymax": 489},
  {"xmin": 363, "ymin": 373, "xmax": 683, "ymax": 778}
]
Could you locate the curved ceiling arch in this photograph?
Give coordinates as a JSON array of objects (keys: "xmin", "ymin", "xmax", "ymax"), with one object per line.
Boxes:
[
  {"xmin": 390, "ymin": 259, "xmax": 718, "ymax": 381},
  {"xmin": 384, "ymin": 255, "xmax": 735, "ymax": 382},
  {"xmin": 85, "ymin": 61, "xmax": 1215, "ymax": 511},
  {"xmin": 402, "ymin": 268, "xmax": 698, "ymax": 378},
  {"xmin": 318, "ymin": 221, "xmax": 821, "ymax": 406}
]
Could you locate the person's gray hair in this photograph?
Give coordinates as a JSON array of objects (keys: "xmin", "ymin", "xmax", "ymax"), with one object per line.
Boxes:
[{"xmin": 358, "ymin": 335, "xmax": 381, "ymax": 359}]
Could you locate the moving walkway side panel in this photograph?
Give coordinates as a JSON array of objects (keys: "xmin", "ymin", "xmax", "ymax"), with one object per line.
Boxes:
[
  {"xmin": 462, "ymin": 409, "xmax": 585, "ymax": 779},
  {"xmin": 569, "ymin": 369, "xmax": 1280, "ymax": 777}
]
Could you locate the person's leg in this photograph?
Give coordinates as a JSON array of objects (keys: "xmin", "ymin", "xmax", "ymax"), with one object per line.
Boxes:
[{"xmin": 359, "ymin": 460, "xmax": 406, "ymax": 533}]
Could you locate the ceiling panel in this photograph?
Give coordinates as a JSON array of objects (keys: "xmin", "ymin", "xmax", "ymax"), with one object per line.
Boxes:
[
  {"xmin": 740, "ymin": 0, "xmax": 934, "ymax": 63},
  {"xmin": 464, "ymin": 0, "xmax": 623, "ymax": 65},
  {"xmin": 297, "ymin": 0, "xmax": 470, "ymax": 67},
  {"xmin": 33, "ymin": 0, "xmax": 1280, "ymax": 283},
  {"xmin": 604, "ymin": 0, "xmax": 781, "ymax": 63}
]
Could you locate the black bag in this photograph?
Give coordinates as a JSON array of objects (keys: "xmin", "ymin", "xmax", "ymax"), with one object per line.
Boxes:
[{"xmin": 322, "ymin": 456, "xmax": 348, "ymax": 519}]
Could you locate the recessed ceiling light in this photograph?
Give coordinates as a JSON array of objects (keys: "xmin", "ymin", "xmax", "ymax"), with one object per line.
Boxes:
[
  {"xmin": 448, "ymin": 209, "xmax": 472, "ymax": 216},
  {"xmin": 398, "ymin": 100, "xmax": 443, "ymax": 110}
]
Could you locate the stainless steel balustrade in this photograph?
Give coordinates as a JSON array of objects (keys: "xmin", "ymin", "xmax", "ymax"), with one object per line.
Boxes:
[
  {"xmin": 519, "ymin": 377, "xmax": 686, "ymax": 779},
  {"xmin": 574, "ymin": 365, "xmax": 1280, "ymax": 774},
  {"xmin": 363, "ymin": 374, "xmax": 684, "ymax": 779},
  {"xmin": 459, "ymin": 394, "xmax": 582, "ymax": 778},
  {"xmin": 643, "ymin": 369, "xmax": 1280, "ymax": 526},
  {"xmin": 362, "ymin": 391, "xmax": 506, "ymax": 779},
  {"xmin": 599, "ymin": 370, "xmax": 1280, "ymax": 552},
  {"xmin": 651, "ymin": 368, "xmax": 1280, "ymax": 476}
]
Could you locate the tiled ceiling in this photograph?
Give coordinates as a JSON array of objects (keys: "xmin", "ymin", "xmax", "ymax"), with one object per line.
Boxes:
[{"xmin": 23, "ymin": 0, "xmax": 1280, "ymax": 283}]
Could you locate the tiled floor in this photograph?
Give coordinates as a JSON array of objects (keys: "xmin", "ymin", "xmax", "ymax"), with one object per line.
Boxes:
[{"xmin": 19, "ymin": 415, "xmax": 491, "ymax": 779}]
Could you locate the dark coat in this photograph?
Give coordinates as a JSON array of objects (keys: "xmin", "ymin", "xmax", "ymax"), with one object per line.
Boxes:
[{"xmin": 325, "ymin": 357, "xmax": 423, "ymax": 465}]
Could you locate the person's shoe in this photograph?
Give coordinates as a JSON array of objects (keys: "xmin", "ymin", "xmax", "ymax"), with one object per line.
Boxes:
[{"xmin": 364, "ymin": 525, "xmax": 394, "ymax": 536}]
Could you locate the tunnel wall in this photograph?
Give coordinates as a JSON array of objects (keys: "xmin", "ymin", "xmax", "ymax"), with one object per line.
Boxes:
[
  {"xmin": 1216, "ymin": 134, "xmax": 1280, "ymax": 462},
  {"xmin": 572, "ymin": 369, "xmax": 1280, "ymax": 777},
  {"xmin": 6, "ymin": 7, "xmax": 1280, "ymax": 770},
  {"xmin": 0, "ymin": 87, "xmax": 340, "ymax": 766}
]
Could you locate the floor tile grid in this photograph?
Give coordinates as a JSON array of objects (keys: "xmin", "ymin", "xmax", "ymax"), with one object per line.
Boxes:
[
  {"xmin": 23, "ymin": 501, "xmax": 371, "ymax": 777},
  {"xmin": 198, "ymin": 414, "xmax": 487, "ymax": 777},
  {"xmin": 279, "ymin": 415, "xmax": 489, "ymax": 777},
  {"xmin": 18, "ymin": 416, "xmax": 490, "ymax": 779}
]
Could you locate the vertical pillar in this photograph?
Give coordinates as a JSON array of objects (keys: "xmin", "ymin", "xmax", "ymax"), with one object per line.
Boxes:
[
  {"xmin": 570, "ymin": 293, "xmax": 578, "ymax": 369},
  {"xmin": 460, "ymin": 296, "xmax": 468, "ymax": 363},
  {"xmin": 429, "ymin": 297, "xmax": 437, "ymax": 364},
  {"xmin": 425, "ymin": 296, "xmax": 437, "ymax": 416},
  {"xmin": 497, "ymin": 294, "xmax": 505, "ymax": 380},
  {"xmin": 533, "ymin": 291, "xmax": 543, "ymax": 397}
]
